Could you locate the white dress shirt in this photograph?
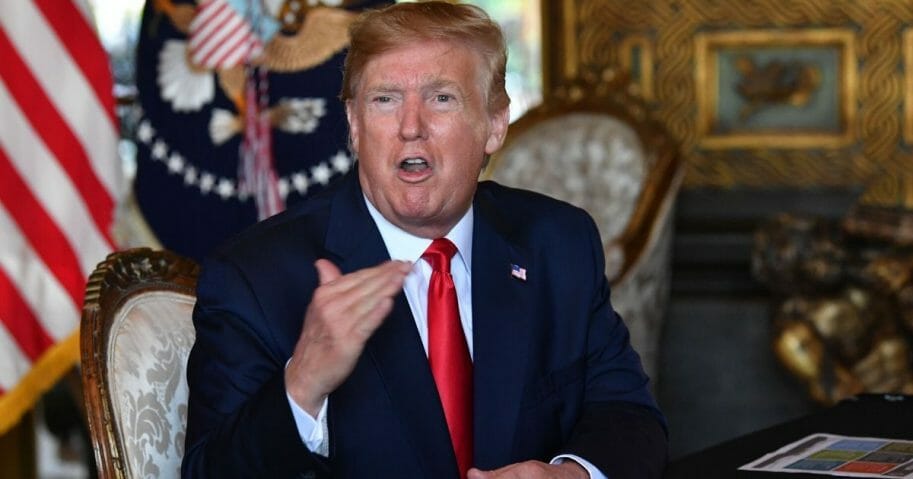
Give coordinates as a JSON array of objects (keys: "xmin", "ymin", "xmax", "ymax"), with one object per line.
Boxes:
[{"xmin": 285, "ymin": 197, "xmax": 606, "ymax": 479}]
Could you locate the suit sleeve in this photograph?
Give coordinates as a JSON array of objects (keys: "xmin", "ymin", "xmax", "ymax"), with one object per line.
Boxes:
[
  {"xmin": 559, "ymin": 211, "xmax": 669, "ymax": 479},
  {"xmin": 181, "ymin": 254, "xmax": 329, "ymax": 478}
]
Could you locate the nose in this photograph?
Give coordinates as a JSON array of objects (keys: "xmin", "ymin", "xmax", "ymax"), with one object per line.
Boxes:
[{"xmin": 398, "ymin": 95, "xmax": 426, "ymax": 141}]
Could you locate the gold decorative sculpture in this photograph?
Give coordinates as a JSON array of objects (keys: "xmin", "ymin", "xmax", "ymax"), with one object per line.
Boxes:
[
  {"xmin": 734, "ymin": 57, "xmax": 821, "ymax": 121},
  {"xmin": 753, "ymin": 213, "xmax": 913, "ymax": 405}
]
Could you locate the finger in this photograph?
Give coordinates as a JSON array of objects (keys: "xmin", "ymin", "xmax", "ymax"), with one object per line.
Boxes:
[
  {"xmin": 315, "ymin": 258, "xmax": 342, "ymax": 285},
  {"xmin": 349, "ymin": 261, "xmax": 412, "ymax": 305},
  {"xmin": 318, "ymin": 260, "xmax": 409, "ymax": 295},
  {"xmin": 316, "ymin": 261, "xmax": 411, "ymax": 313},
  {"xmin": 334, "ymin": 269, "xmax": 409, "ymax": 329},
  {"xmin": 306, "ymin": 262, "xmax": 410, "ymax": 339},
  {"xmin": 352, "ymin": 297, "xmax": 396, "ymax": 337},
  {"xmin": 467, "ymin": 468, "xmax": 489, "ymax": 479}
]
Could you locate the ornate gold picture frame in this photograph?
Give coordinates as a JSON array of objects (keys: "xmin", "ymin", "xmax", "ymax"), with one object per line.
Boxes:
[
  {"xmin": 620, "ymin": 34, "xmax": 654, "ymax": 101},
  {"xmin": 541, "ymin": 0, "xmax": 913, "ymax": 188},
  {"xmin": 905, "ymin": 28, "xmax": 913, "ymax": 144},
  {"xmin": 695, "ymin": 29, "xmax": 856, "ymax": 150}
]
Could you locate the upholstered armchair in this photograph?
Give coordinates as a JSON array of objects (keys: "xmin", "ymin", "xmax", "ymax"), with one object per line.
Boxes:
[
  {"xmin": 485, "ymin": 79, "xmax": 683, "ymax": 381},
  {"xmin": 81, "ymin": 248, "xmax": 199, "ymax": 478}
]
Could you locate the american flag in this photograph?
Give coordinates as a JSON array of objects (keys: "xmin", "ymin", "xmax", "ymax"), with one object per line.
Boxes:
[
  {"xmin": 511, "ymin": 263, "xmax": 527, "ymax": 281},
  {"xmin": 189, "ymin": 0, "xmax": 267, "ymax": 70},
  {"xmin": 0, "ymin": 0, "xmax": 120, "ymax": 434}
]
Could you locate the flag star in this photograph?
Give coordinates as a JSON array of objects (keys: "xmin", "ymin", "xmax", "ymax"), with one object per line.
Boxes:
[
  {"xmin": 277, "ymin": 177, "xmax": 290, "ymax": 199},
  {"xmin": 292, "ymin": 172, "xmax": 309, "ymax": 194},
  {"xmin": 137, "ymin": 121, "xmax": 154, "ymax": 143},
  {"xmin": 199, "ymin": 173, "xmax": 215, "ymax": 193},
  {"xmin": 184, "ymin": 166, "xmax": 198, "ymax": 185},
  {"xmin": 151, "ymin": 140, "xmax": 168, "ymax": 160},
  {"xmin": 216, "ymin": 179, "xmax": 235, "ymax": 199},
  {"xmin": 311, "ymin": 162, "xmax": 332, "ymax": 185},
  {"xmin": 331, "ymin": 151, "xmax": 351, "ymax": 173},
  {"xmin": 167, "ymin": 153, "xmax": 185, "ymax": 173}
]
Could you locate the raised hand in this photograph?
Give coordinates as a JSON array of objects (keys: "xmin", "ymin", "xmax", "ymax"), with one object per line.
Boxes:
[{"xmin": 285, "ymin": 258, "xmax": 413, "ymax": 415}]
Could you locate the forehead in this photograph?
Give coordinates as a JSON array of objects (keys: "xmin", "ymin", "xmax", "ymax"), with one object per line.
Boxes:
[{"xmin": 357, "ymin": 40, "xmax": 485, "ymax": 93}]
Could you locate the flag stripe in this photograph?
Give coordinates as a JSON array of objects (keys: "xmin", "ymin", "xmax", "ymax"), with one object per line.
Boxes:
[
  {"xmin": 190, "ymin": 0, "xmax": 229, "ymax": 32},
  {"xmin": 190, "ymin": 2, "xmax": 235, "ymax": 51},
  {"xmin": 0, "ymin": 80, "xmax": 114, "ymax": 276},
  {"xmin": 192, "ymin": 13, "xmax": 244, "ymax": 64},
  {"xmin": 0, "ymin": 325, "xmax": 30, "ymax": 391},
  {"xmin": 189, "ymin": 0, "xmax": 232, "ymax": 48},
  {"xmin": 32, "ymin": 0, "xmax": 117, "ymax": 129},
  {"xmin": 0, "ymin": 147, "xmax": 87, "ymax": 310},
  {"xmin": 0, "ymin": 200, "xmax": 81, "ymax": 342},
  {"xmin": 0, "ymin": 0, "xmax": 118, "ymax": 436},
  {"xmin": 203, "ymin": 24, "xmax": 251, "ymax": 67},
  {"xmin": 218, "ymin": 40, "xmax": 253, "ymax": 70},
  {"xmin": 0, "ymin": 28, "xmax": 115, "ymax": 247},
  {"xmin": 0, "ymin": 1, "xmax": 122, "ymax": 198},
  {"xmin": 0, "ymin": 269, "xmax": 52, "ymax": 362}
]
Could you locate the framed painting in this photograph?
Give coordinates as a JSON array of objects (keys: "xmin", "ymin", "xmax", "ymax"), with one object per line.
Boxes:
[{"xmin": 695, "ymin": 29, "xmax": 856, "ymax": 149}]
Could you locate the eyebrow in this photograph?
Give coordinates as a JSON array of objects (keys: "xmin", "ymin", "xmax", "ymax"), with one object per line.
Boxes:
[
  {"xmin": 363, "ymin": 77, "xmax": 465, "ymax": 96},
  {"xmin": 424, "ymin": 78, "xmax": 462, "ymax": 93}
]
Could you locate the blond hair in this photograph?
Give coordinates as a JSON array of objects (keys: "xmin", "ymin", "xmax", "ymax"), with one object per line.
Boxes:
[{"xmin": 341, "ymin": 1, "xmax": 509, "ymax": 113}]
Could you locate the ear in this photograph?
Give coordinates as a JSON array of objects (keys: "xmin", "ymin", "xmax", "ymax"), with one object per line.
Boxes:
[
  {"xmin": 345, "ymin": 100, "xmax": 360, "ymax": 155},
  {"xmin": 484, "ymin": 105, "xmax": 510, "ymax": 155}
]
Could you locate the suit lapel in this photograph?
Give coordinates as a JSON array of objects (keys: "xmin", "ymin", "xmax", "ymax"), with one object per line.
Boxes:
[
  {"xmin": 324, "ymin": 171, "xmax": 458, "ymax": 478},
  {"xmin": 471, "ymin": 188, "xmax": 533, "ymax": 469}
]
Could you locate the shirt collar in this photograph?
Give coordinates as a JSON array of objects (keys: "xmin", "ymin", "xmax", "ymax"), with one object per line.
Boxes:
[{"xmin": 363, "ymin": 195, "xmax": 473, "ymax": 275}]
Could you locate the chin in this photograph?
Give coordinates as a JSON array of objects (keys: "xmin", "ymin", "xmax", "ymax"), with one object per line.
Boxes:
[{"xmin": 395, "ymin": 208, "xmax": 438, "ymax": 227}]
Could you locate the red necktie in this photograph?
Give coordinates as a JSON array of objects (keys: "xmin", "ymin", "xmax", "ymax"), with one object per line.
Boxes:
[{"xmin": 423, "ymin": 238, "xmax": 473, "ymax": 478}]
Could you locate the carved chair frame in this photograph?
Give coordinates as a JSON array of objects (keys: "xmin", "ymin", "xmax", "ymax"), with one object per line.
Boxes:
[
  {"xmin": 485, "ymin": 77, "xmax": 683, "ymax": 283},
  {"xmin": 80, "ymin": 248, "xmax": 199, "ymax": 478}
]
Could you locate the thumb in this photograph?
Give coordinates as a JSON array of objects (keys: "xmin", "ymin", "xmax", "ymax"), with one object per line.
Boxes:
[{"xmin": 315, "ymin": 259, "xmax": 342, "ymax": 285}]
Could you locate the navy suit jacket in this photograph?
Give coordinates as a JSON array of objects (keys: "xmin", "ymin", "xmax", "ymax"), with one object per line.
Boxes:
[{"xmin": 182, "ymin": 169, "xmax": 667, "ymax": 478}]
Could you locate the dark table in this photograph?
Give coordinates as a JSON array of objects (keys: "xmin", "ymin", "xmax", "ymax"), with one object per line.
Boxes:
[{"xmin": 664, "ymin": 395, "xmax": 913, "ymax": 478}]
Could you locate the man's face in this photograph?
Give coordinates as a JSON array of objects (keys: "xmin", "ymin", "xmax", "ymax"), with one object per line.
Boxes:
[{"xmin": 347, "ymin": 40, "xmax": 509, "ymax": 239}]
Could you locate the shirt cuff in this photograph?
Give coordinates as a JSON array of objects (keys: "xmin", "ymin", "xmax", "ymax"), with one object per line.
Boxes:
[
  {"xmin": 286, "ymin": 389, "xmax": 330, "ymax": 456},
  {"xmin": 551, "ymin": 454, "xmax": 608, "ymax": 479}
]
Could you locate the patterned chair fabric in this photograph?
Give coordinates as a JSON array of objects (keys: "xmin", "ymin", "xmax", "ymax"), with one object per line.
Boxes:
[
  {"xmin": 81, "ymin": 248, "xmax": 199, "ymax": 478},
  {"xmin": 485, "ymin": 81, "xmax": 683, "ymax": 381}
]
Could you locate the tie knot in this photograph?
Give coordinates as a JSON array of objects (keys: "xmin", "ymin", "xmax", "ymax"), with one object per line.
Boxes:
[{"xmin": 422, "ymin": 238, "xmax": 458, "ymax": 273}]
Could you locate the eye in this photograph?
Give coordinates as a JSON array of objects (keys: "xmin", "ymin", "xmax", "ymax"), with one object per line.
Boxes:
[
  {"xmin": 373, "ymin": 95, "xmax": 392, "ymax": 103},
  {"xmin": 435, "ymin": 94, "xmax": 453, "ymax": 103}
]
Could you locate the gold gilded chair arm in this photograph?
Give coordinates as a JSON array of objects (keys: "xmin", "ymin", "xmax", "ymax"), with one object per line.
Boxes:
[{"xmin": 610, "ymin": 140, "xmax": 682, "ymax": 284}]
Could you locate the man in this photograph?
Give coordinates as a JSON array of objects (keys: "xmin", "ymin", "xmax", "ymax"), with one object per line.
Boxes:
[{"xmin": 182, "ymin": 2, "xmax": 667, "ymax": 478}]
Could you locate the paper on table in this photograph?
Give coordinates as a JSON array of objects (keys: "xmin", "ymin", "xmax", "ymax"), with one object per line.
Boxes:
[{"xmin": 740, "ymin": 433, "xmax": 913, "ymax": 478}]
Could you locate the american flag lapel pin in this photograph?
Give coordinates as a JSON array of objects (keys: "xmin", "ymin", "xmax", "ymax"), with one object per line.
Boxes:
[{"xmin": 510, "ymin": 263, "xmax": 527, "ymax": 281}]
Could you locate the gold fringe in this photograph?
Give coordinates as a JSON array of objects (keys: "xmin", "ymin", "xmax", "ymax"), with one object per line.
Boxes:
[{"xmin": 0, "ymin": 333, "xmax": 79, "ymax": 436}]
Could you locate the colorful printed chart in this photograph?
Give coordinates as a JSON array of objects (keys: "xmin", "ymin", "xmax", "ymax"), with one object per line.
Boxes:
[{"xmin": 741, "ymin": 434, "xmax": 913, "ymax": 477}]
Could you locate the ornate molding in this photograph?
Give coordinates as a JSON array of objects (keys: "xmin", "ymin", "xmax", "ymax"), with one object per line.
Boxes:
[{"xmin": 544, "ymin": 0, "xmax": 913, "ymax": 188}]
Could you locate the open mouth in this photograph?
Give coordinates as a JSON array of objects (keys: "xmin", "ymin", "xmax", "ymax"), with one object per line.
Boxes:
[{"xmin": 399, "ymin": 157, "xmax": 429, "ymax": 173}]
